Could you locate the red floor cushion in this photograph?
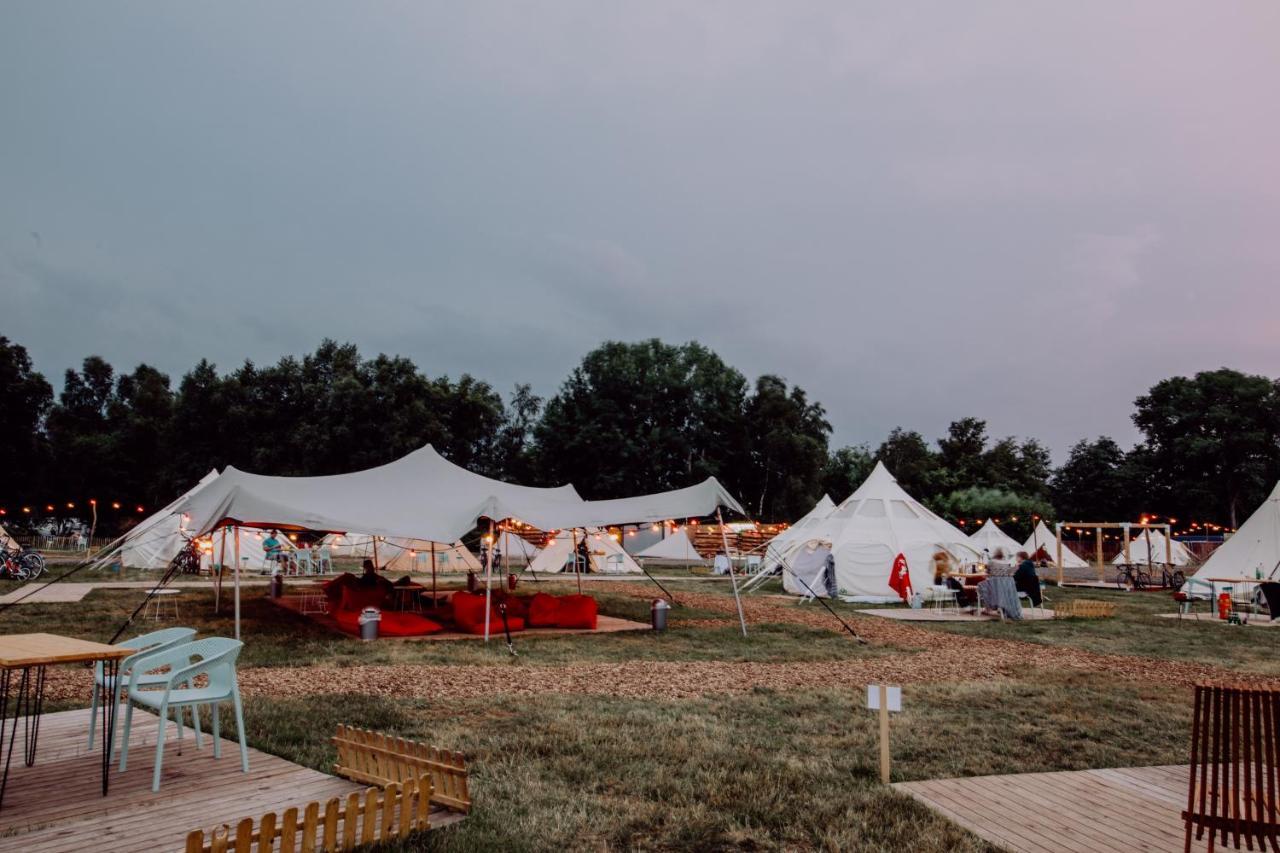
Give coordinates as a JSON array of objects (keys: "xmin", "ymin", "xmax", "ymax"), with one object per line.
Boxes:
[
  {"xmin": 379, "ymin": 611, "xmax": 444, "ymax": 637},
  {"xmin": 527, "ymin": 593, "xmax": 561, "ymax": 628},
  {"xmin": 500, "ymin": 595, "xmax": 529, "ymax": 620},
  {"xmin": 556, "ymin": 594, "xmax": 598, "ymax": 630},
  {"xmin": 323, "ymin": 573, "xmax": 357, "ymax": 608},
  {"xmin": 460, "ymin": 614, "xmax": 525, "ymax": 635},
  {"xmin": 333, "ymin": 608, "xmax": 361, "ymax": 635},
  {"xmin": 452, "ymin": 591, "xmax": 526, "ymax": 634},
  {"xmin": 340, "ymin": 583, "xmax": 389, "ymax": 612}
]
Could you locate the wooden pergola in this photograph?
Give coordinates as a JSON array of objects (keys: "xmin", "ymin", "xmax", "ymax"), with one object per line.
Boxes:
[{"xmin": 1053, "ymin": 522, "xmax": 1174, "ymax": 585}]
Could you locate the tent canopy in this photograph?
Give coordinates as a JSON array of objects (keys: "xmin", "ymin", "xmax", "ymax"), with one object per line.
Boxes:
[
  {"xmin": 0, "ymin": 524, "xmax": 18, "ymax": 552},
  {"xmin": 121, "ymin": 470, "xmax": 220, "ymax": 569},
  {"xmin": 782, "ymin": 463, "xmax": 978, "ymax": 599},
  {"xmin": 1113, "ymin": 528, "xmax": 1195, "ymax": 566},
  {"xmin": 172, "ymin": 445, "xmax": 744, "ymax": 544},
  {"xmin": 764, "ymin": 495, "xmax": 835, "ymax": 571},
  {"xmin": 529, "ymin": 530, "xmax": 641, "ymax": 574},
  {"xmin": 1022, "ymin": 520, "xmax": 1089, "ymax": 569},
  {"xmin": 968, "ymin": 519, "xmax": 1023, "ymax": 560},
  {"xmin": 1186, "ymin": 482, "xmax": 1280, "ymax": 584},
  {"xmin": 635, "ymin": 527, "xmax": 703, "ymax": 562}
]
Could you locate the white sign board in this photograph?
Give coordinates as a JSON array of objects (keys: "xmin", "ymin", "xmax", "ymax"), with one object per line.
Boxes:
[{"xmin": 866, "ymin": 684, "xmax": 902, "ymax": 713}]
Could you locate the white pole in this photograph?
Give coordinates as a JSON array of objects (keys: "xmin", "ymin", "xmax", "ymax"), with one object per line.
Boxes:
[
  {"xmin": 717, "ymin": 508, "xmax": 748, "ymax": 637},
  {"xmin": 483, "ymin": 519, "xmax": 495, "ymax": 642},
  {"xmin": 216, "ymin": 525, "xmax": 227, "ymax": 612},
  {"xmin": 233, "ymin": 526, "xmax": 242, "ymax": 641}
]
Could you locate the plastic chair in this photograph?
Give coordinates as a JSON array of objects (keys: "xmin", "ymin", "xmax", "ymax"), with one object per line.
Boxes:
[
  {"xmin": 295, "ymin": 548, "xmax": 315, "ymax": 575},
  {"xmin": 316, "ymin": 546, "xmax": 333, "ymax": 574},
  {"xmin": 118, "ymin": 637, "xmax": 249, "ymax": 791},
  {"xmin": 87, "ymin": 627, "xmax": 197, "ymax": 755}
]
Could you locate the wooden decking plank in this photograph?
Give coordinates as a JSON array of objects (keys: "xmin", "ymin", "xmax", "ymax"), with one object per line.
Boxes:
[
  {"xmin": 958, "ymin": 773, "xmax": 1138, "ymax": 853},
  {"xmin": 903, "ymin": 779, "xmax": 1071, "ymax": 853}
]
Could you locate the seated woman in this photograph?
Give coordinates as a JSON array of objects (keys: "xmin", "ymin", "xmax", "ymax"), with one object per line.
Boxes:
[
  {"xmin": 945, "ymin": 574, "xmax": 978, "ymax": 607},
  {"xmin": 1013, "ymin": 551, "xmax": 1042, "ymax": 606}
]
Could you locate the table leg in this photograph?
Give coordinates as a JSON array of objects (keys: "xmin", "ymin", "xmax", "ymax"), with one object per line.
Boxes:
[
  {"xmin": 0, "ymin": 665, "xmax": 47, "ymax": 810},
  {"xmin": 101, "ymin": 658, "xmax": 119, "ymax": 796}
]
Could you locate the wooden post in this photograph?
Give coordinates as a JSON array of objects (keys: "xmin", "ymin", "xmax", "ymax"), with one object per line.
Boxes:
[
  {"xmin": 717, "ymin": 508, "xmax": 748, "ymax": 637},
  {"xmin": 1123, "ymin": 523, "xmax": 1131, "ymax": 565},
  {"xmin": 430, "ymin": 542, "xmax": 437, "ymax": 607},
  {"xmin": 216, "ymin": 525, "xmax": 227, "ymax": 612},
  {"xmin": 878, "ymin": 684, "xmax": 891, "ymax": 784},
  {"xmin": 372, "ymin": 536, "xmax": 380, "ymax": 572},
  {"xmin": 233, "ymin": 526, "xmax": 241, "ymax": 641},
  {"xmin": 1164, "ymin": 525, "xmax": 1172, "ymax": 569},
  {"xmin": 571, "ymin": 528, "xmax": 583, "ymax": 595},
  {"xmin": 1055, "ymin": 525, "xmax": 1064, "ymax": 587},
  {"xmin": 1095, "ymin": 527, "xmax": 1104, "ymax": 582},
  {"xmin": 482, "ymin": 519, "xmax": 495, "ymax": 642}
]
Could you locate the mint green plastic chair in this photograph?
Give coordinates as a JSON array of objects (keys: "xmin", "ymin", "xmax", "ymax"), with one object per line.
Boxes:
[
  {"xmin": 117, "ymin": 637, "xmax": 249, "ymax": 791},
  {"xmin": 87, "ymin": 626, "xmax": 196, "ymax": 756}
]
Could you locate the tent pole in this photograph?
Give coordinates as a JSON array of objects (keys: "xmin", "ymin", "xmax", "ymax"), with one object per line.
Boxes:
[
  {"xmin": 483, "ymin": 519, "xmax": 495, "ymax": 643},
  {"xmin": 1164, "ymin": 525, "xmax": 1171, "ymax": 570},
  {"xmin": 717, "ymin": 508, "xmax": 748, "ymax": 637},
  {"xmin": 1055, "ymin": 524, "xmax": 1064, "ymax": 587},
  {"xmin": 431, "ymin": 542, "xmax": 437, "ymax": 608},
  {"xmin": 216, "ymin": 525, "xmax": 227, "ymax": 613},
  {"xmin": 372, "ymin": 536, "xmax": 380, "ymax": 571},
  {"xmin": 233, "ymin": 526, "xmax": 241, "ymax": 641},
  {"xmin": 1123, "ymin": 523, "xmax": 1131, "ymax": 565},
  {"xmin": 572, "ymin": 528, "xmax": 583, "ymax": 594},
  {"xmin": 1095, "ymin": 527, "xmax": 1104, "ymax": 582}
]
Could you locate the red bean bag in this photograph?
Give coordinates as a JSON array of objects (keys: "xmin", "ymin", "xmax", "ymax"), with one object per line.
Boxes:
[
  {"xmin": 460, "ymin": 614, "xmax": 526, "ymax": 636},
  {"xmin": 450, "ymin": 591, "xmax": 525, "ymax": 635},
  {"xmin": 340, "ymin": 584, "xmax": 389, "ymax": 612},
  {"xmin": 333, "ymin": 608, "xmax": 361, "ymax": 635},
  {"xmin": 500, "ymin": 595, "xmax": 529, "ymax": 620},
  {"xmin": 555, "ymin": 595, "xmax": 597, "ymax": 630},
  {"xmin": 379, "ymin": 611, "xmax": 444, "ymax": 637},
  {"xmin": 527, "ymin": 593, "xmax": 561, "ymax": 628},
  {"xmin": 323, "ymin": 572, "xmax": 357, "ymax": 608}
]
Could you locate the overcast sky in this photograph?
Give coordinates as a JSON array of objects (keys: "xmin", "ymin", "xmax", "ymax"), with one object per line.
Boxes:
[{"xmin": 4, "ymin": 2, "xmax": 1278, "ymax": 462}]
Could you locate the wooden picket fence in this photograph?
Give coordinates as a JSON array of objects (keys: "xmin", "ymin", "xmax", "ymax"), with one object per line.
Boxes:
[
  {"xmin": 184, "ymin": 775, "xmax": 433, "ymax": 853},
  {"xmin": 332, "ymin": 724, "xmax": 471, "ymax": 813},
  {"xmin": 1054, "ymin": 598, "xmax": 1117, "ymax": 619}
]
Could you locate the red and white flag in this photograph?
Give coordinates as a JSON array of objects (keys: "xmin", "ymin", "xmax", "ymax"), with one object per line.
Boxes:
[{"xmin": 888, "ymin": 552, "xmax": 913, "ymax": 601}]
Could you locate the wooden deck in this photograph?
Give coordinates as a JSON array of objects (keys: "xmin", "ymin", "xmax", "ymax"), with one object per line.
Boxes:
[
  {"xmin": 896, "ymin": 764, "xmax": 1188, "ymax": 853},
  {"xmin": 0, "ymin": 707, "xmax": 464, "ymax": 852}
]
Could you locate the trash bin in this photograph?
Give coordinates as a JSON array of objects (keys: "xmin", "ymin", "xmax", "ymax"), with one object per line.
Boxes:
[
  {"xmin": 359, "ymin": 607, "xmax": 381, "ymax": 641},
  {"xmin": 270, "ymin": 571, "xmax": 283, "ymax": 599},
  {"xmin": 651, "ymin": 598, "xmax": 670, "ymax": 632}
]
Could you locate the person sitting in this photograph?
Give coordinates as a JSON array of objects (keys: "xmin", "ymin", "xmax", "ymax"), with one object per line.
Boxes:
[
  {"xmin": 1013, "ymin": 551, "xmax": 1042, "ymax": 606},
  {"xmin": 931, "ymin": 550, "xmax": 954, "ymax": 586},
  {"xmin": 263, "ymin": 529, "xmax": 293, "ymax": 572},
  {"xmin": 988, "ymin": 548, "xmax": 1014, "ymax": 577},
  {"xmin": 576, "ymin": 538, "xmax": 592, "ymax": 573},
  {"xmin": 358, "ymin": 558, "xmax": 380, "ymax": 586},
  {"xmin": 946, "ymin": 574, "xmax": 978, "ymax": 608}
]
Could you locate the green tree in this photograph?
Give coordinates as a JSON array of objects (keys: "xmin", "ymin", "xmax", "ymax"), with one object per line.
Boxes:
[
  {"xmin": 740, "ymin": 375, "xmax": 831, "ymax": 519},
  {"xmin": 534, "ymin": 340, "xmax": 749, "ymax": 499},
  {"xmin": 0, "ymin": 337, "xmax": 54, "ymax": 508},
  {"xmin": 822, "ymin": 445, "xmax": 874, "ymax": 504},
  {"xmin": 1133, "ymin": 369, "xmax": 1280, "ymax": 526},
  {"xmin": 932, "ymin": 487, "xmax": 1053, "ymax": 540},
  {"xmin": 936, "ymin": 417, "xmax": 988, "ymax": 492},
  {"xmin": 875, "ymin": 428, "xmax": 939, "ymax": 498},
  {"xmin": 1050, "ymin": 437, "xmax": 1139, "ymax": 522},
  {"xmin": 45, "ymin": 356, "xmax": 119, "ymax": 501}
]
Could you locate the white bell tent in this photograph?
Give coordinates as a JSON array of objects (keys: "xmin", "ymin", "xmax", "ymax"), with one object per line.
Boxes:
[
  {"xmin": 198, "ymin": 527, "xmax": 294, "ymax": 573},
  {"xmin": 782, "ymin": 462, "xmax": 979, "ymax": 600},
  {"xmin": 763, "ymin": 495, "xmax": 835, "ymax": 571},
  {"xmin": 967, "ymin": 519, "xmax": 1023, "ymax": 561},
  {"xmin": 121, "ymin": 470, "xmax": 220, "ymax": 569},
  {"xmin": 1022, "ymin": 521, "xmax": 1089, "ymax": 569},
  {"xmin": 1112, "ymin": 528, "xmax": 1194, "ymax": 567},
  {"xmin": 1186, "ymin": 482, "xmax": 1280, "ymax": 584},
  {"xmin": 529, "ymin": 530, "xmax": 642, "ymax": 574},
  {"xmin": 635, "ymin": 527, "xmax": 703, "ymax": 563},
  {"xmin": 495, "ymin": 531, "xmax": 541, "ymax": 566},
  {"xmin": 0, "ymin": 524, "xmax": 19, "ymax": 551},
  {"xmin": 326, "ymin": 534, "xmax": 481, "ymax": 572}
]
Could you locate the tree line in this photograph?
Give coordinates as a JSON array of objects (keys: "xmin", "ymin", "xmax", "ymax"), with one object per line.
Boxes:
[{"xmin": 1, "ymin": 335, "xmax": 1278, "ymax": 536}]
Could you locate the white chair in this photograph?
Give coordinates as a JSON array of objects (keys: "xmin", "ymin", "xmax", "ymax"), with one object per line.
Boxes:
[
  {"xmin": 315, "ymin": 546, "xmax": 333, "ymax": 574},
  {"xmin": 118, "ymin": 637, "xmax": 249, "ymax": 791},
  {"xmin": 87, "ymin": 627, "xmax": 197, "ymax": 756},
  {"xmin": 926, "ymin": 585, "xmax": 960, "ymax": 611},
  {"xmin": 744, "ymin": 555, "xmax": 763, "ymax": 574}
]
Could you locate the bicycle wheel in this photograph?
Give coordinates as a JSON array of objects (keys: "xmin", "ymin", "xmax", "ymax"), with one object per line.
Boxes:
[
  {"xmin": 19, "ymin": 552, "xmax": 45, "ymax": 579},
  {"xmin": 1115, "ymin": 569, "xmax": 1131, "ymax": 589},
  {"xmin": 1171, "ymin": 570, "xmax": 1186, "ymax": 588},
  {"xmin": 1134, "ymin": 569, "xmax": 1151, "ymax": 590}
]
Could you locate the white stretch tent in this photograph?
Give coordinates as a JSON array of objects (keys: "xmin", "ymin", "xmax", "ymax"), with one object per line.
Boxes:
[
  {"xmin": 326, "ymin": 535, "xmax": 481, "ymax": 572},
  {"xmin": 200, "ymin": 528, "xmax": 293, "ymax": 573},
  {"xmin": 0, "ymin": 524, "xmax": 18, "ymax": 551},
  {"xmin": 763, "ymin": 495, "xmax": 835, "ymax": 572},
  {"xmin": 782, "ymin": 462, "xmax": 979, "ymax": 599},
  {"xmin": 529, "ymin": 531, "xmax": 642, "ymax": 574},
  {"xmin": 1186, "ymin": 482, "xmax": 1280, "ymax": 584},
  {"xmin": 1113, "ymin": 529, "xmax": 1195, "ymax": 567},
  {"xmin": 635, "ymin": 528, "xmax": 703, "ymax": 563},
  {"xmin": 130, "ymin": 444, "xmax": 743, "ymax": 637},
  {"xmin": 968, "ymin": 519, "xmax": 1024, "ymax": 560},
  {"xmin": 496, "ymin": 531, "xmax": 541, "ymax": 566},
  {"xmin": 1022, "ymin": 521, "xmax": 1090, "ymax": 569},
  {"xmin": 121, "ymin": 470, "xmax": 220, "ymax": 569}
]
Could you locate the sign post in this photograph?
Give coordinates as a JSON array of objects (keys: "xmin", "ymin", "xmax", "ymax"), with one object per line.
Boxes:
[{"xmin": 866, "ymin": 684, "xmax": 902, "ymax": 784}]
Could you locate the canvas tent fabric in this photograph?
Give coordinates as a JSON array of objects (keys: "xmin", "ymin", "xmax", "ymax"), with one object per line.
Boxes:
[
  {"xmin": 171, "ymin": 444, "xmax": 743, "ymax": 544},
  {"xmin": 496, "ymin": 531, "xmax": 541, "ymax": 565},
  {"xmin": 198, "ymin": 527, "xmax": 294, "ymax": 573},
  {"xmin": 635, "ymin": 528, "xmax": 703, "ymax": 562},
  {"xmin": 1113, "ymin": 529, "xmax": 1195, "ymax": 566},
  {"xmin": 326, "ymin": 534, "xmax": 481, "ymax": 572},
  {"xmin": 781, "ymin": 463, "xmax": 979, "ymax": 599},
  {"xmin": 1022, "ymin": 521, "xmax": 1089, "ymax": 569},
  {"xmin": 968, "ymin": 519, "xmax": 1024, "ymax": 560},
  {"xmin": 121, "ymin": 470, "xmax": 220, "ymax": 569},
  {"xmin": 528, "ymin": 531, "xmax": 642, "ymax": 574},
  {"xmin": 0, "ymin": 524, "xmax": 18, "ymax": 551},
  {"xmin": 1186, "ymin": 482, "xmax": 1280, "ymax": 584},
  {"xmin": 763, "ymin": 495, "xmax": 835, "ymax": 571}
]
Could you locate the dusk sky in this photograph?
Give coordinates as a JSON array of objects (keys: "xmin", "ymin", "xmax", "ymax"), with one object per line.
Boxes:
[{"xmin": 4, "ymin": 2, "xmax": 1278, "ymax": 461}]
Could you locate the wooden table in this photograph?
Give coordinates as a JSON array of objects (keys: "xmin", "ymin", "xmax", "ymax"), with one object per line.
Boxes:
[
  {"xmin": 391, "ymin": 584, "xmax": 426, "ymax": 613},
  {"xmin": 0, "ymin": 634, "xmax": 132, "ymax": 809}
]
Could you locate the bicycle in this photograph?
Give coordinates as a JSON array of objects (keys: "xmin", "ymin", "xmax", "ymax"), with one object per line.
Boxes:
[
  {"xmin": 1115, "ymin": 563, "xmax": 1151, "ymax": 590},
  {"xmin": 173, "ymin": 539, "xmax": 202, "ymax": 575},
  {"xmin": 1, "ymin": 547, "xmax": 45, "ymax": 581},
  {"xmin": 1161, "ymin": 567, "xmax": 1186, "ymax": 589}
]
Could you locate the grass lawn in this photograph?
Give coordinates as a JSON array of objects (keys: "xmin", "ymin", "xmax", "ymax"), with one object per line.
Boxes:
[{"xmin": 0, "ymin": 570, "xmax": 1249, "ymax": 851}]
